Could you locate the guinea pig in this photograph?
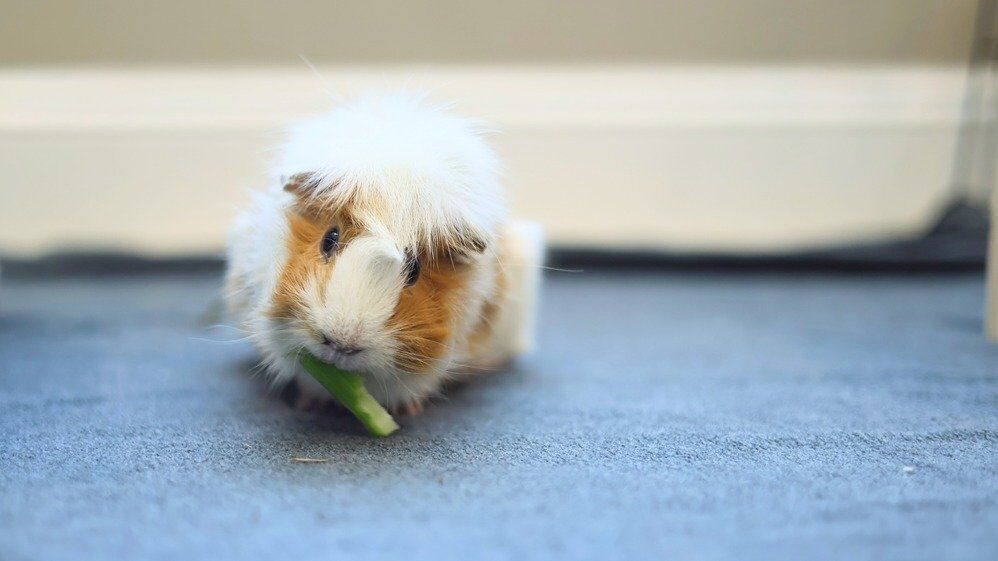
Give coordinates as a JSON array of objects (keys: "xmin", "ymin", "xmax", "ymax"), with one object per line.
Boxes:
[{"xmin": 224, "ymin": 92, "xmax": 543, "ymax": 415}]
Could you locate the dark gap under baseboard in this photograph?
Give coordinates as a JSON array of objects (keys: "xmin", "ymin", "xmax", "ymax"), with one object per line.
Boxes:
[
  {"xmin": 2, "ymin": 198, "xmax": 989, "ymax": 279},
  {"xmin": 0, "ymin": 245, "xmax": 984, "ymax": 280}
]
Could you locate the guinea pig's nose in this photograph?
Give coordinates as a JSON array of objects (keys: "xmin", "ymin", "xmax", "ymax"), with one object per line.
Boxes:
[{"xmin": 320, "ymin": 335, "xmax": 363, "ymax": 356}]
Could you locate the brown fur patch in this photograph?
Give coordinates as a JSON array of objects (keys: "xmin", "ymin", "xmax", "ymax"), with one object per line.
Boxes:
[
  {"xmin": 269, "ymin": 206, "xmax": 361, "ymax": 322},
  {"xmin": 387, "ymin": 255, "xmax": 472, "ymax": 372}
]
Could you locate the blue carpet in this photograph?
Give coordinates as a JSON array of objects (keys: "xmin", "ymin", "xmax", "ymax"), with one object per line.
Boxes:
[{"xmin": 1, "ymin": 271, "xmax": 996, "ymax": 560}]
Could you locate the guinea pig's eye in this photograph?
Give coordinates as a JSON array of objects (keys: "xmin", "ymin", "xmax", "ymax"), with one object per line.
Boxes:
[
  {"xmin": 320, "ymin": 227, "xmax": 340, "ymax": 258},
  {"xmin": 404, "ymin": 254, "xmax": 421, "ymax": 287}
]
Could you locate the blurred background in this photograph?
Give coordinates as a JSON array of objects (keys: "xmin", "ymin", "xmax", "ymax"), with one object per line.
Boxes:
[{"xmin": 1, "ymin": 0, "xmax": 993, "ymax": 266}]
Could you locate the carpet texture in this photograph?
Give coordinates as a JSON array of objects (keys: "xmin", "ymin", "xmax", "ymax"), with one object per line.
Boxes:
[{"xmin": 1, "ymin": 271, "xmax": 996, "ymax": 560}]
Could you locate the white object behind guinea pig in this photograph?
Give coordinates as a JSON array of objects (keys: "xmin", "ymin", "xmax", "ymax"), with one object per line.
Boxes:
[{"xmin": 225, "ymin": 91, "xmax": 543, "ymax": 413}]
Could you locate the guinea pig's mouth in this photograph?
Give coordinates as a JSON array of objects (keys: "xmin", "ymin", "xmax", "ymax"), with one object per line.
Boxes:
[{"xmin": 305, "ymin": 343, "xmax": 368, "ymax": 372}]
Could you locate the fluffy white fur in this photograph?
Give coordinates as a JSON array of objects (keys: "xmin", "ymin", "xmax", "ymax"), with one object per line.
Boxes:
[
  {"xmin": 273, "ymin": 92, "xmax": 504, "ymax": 250},
  {"xmin": 225, "ymin": 92, "xmax": 542, "ymax": 412}
]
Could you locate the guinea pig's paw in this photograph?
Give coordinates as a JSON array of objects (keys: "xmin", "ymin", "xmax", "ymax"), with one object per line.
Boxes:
[
  {"xmin": 394, "ymin": 399, "xmax": 425, "ymax": 417},
  {"xmin": 294, "ymin": 392, "xmax": 334, "ymax": 412}
]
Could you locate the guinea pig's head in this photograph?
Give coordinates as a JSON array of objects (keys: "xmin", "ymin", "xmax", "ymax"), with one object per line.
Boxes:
[
  {"xmin": 268, "ymin": 172, "xmax": 491, "ymax": 377},
  {"xmin": 264, "ymin": 93, "xmax": 504, "ymax": 379}
]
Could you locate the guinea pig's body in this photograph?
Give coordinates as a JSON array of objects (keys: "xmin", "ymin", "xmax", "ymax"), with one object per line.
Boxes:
[{"xmin": 225, "ymin": 93, "xmax": 543, "ymax": 414}]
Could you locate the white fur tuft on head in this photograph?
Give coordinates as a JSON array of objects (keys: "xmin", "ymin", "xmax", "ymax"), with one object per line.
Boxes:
[{"xmin": 272, "ymin": 91, "xmax": 505, "ymax": 251}]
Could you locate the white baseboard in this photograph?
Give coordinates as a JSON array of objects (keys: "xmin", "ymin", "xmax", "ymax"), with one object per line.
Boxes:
[{"xmin": 0, "ymin": 65, "xmax": 967, "ymax": 256}]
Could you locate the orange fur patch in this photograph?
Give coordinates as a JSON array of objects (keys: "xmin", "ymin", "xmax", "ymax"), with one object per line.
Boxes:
[
  {"xmin": 387, "ymin": 253, "xmax": 473, "ymax": 372},
  {"xmin": 269, "ymin": 206, "xmax": 361, "ymax": 323}
]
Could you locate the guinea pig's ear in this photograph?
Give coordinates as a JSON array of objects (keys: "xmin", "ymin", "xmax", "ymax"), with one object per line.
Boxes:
[
  {"xmin": 460, "ymin": 232, "xmax": 489, "ymax": 255},
  {"xmin": 440, "ymin": 230, "xmax": 489, "ymax": 264},
  {"xmin": 281, "ymin": 172, "xmax": 319, "ymax": 198},
  {"xmin": 282, "ymin": 172, "xmax": 332, "ymax": 220}
]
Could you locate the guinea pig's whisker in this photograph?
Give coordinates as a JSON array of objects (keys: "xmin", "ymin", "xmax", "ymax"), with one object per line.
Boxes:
[
  {"xmin": 202, "ymin": 323, "xmax": 247, "ymax": 333},
  {"xmin": 247, "ymin": 360, "xmax": 271, "ymax": 378},
  {"xmin": 391, "ymin": 345, "xmax": 478, "ymax": 372},
  {"xmin": 188, "ymin": 335, "xmax": 256, "ymax": 344},
  {"xmin": 537, "ymin": 265, "xmax": 583, "ymax": 273}
]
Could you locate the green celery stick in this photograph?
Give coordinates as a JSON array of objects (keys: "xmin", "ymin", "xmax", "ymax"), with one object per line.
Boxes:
[{"xmin": 298, "ymin": 353, "xmax": 399, "ymax": 437}]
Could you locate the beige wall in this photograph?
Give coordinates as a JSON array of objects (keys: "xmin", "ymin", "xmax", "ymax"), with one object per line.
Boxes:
[
  {"xmin": 1, "ymin": 0, "xmax": 975, "ymax": 66},
  {"xmin": 0, "ymin": 66, "xmax": 967, "ymax": 256},
  {"xmin": 0, "ymin": 1, "xmax": 980, "ymax": 256}
]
